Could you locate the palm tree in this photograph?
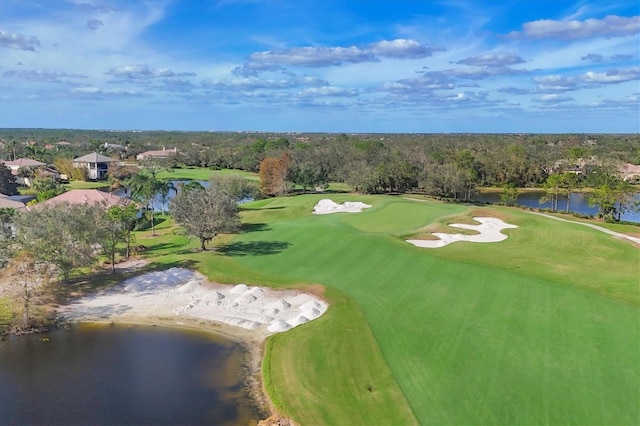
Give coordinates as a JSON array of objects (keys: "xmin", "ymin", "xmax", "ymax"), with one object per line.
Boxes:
[
  {"xmin": 126, "ymin": 171, "xmax": 161, "ymax": 236},
  {"xmin": 157, "ymin": 180, "xmax": 177, "ymax": 214}
]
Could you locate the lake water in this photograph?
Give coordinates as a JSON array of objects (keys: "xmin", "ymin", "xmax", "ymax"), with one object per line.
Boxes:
[
  {"xmin": 473, "ymin": 191, "xmax": 640, "ymax": 223},
  {"xmin": 0, "ymin": 324, "xmax": 262, "ymax": 425}
]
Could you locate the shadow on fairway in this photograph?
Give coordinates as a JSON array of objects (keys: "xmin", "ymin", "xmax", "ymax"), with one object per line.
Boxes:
[
  {"xmin": 135, "ymin": 217, "xmax": 167, "ymax": 231},
  {"xmin": 241, "ymin": 222, "xmax": 270, "ymax": 232},
  {"xmin": 217, "ymin": 240, "xmax": 291, "ymax": 256}
]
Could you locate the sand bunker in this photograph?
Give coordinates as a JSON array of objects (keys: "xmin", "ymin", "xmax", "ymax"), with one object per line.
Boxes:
[
  {"xmin": 58, "ymin": 268, "xmax": 328, "ymax": 336},
  {"xmin": 313, "ymin": 199, "xmax": 372, "ymax": 214},
  {"xmin": 407, "ymin": 217, "xmax": 518, "ymax": 248}
]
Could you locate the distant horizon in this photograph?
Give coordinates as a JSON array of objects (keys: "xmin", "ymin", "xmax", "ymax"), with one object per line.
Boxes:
[
  {"xmin": 0, "ymin": 126, "xmax": 638, "ymax": 136},
  {"xmin": 1, "ymin": 0, "xmax": 639, "ymax": 132}
]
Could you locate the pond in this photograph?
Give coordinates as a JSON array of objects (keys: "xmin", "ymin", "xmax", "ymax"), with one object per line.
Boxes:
[
  {"xmin": 0, "ymin": 324, "xmax": 262, "ymax": 425},
  {"xmin": 472, "ymin": 191, "xmax": 640, "ymax": 223}
]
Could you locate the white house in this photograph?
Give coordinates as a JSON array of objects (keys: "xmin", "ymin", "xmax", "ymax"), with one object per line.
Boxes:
[{"xmin": 73, "ymin": 152, "xmax": 117, "ymax": 180}]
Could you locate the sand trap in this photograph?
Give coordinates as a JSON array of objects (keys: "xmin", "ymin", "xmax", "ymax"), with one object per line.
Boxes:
[
  {"xmin": 58, "ymin": 268, "xmax": 328, "ymax": 337},
  {"xmin": 407, "ymin": 217, "xmax": 518, "ymax": 248},
  {"xmin": 313, "ymin": 199, "xmax": 371, "ymax": 214}
]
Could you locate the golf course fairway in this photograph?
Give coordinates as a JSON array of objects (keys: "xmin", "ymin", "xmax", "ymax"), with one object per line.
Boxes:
[{"xmin": 226, "ymin": 194, "xmax": 638, "ymax": 425}]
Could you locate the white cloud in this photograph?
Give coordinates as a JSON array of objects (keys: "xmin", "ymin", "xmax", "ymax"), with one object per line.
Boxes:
[
  {"xmin": 579, "ymin": 68, "xmax": 639, "ymax": 84},
  {"xmin": 456, "ymin": 53, "xmax": 526, "ymax": 67},
  {"xmin": 512, "ymin": 15, "xmax": 640, "ymax": 40},
  {"xmin": 247, "ymin": 39, "xmax": 443, "ymax": 68},
  {"xmin": 369, "ymin": 39, "xmax": 444, "ymax": 59},
  {"xmin": 532, "ymin": 94, "xmax": 575, "ymax": 103},
  {"xmin": 0, "ymin": 29, "xmax": 40, "ymax": 51},
  {"xmin": 106, "ymin": 65, "xmax": 197, "ymax": 79},
  {"xmin": 3, "ymin": 69, "xmax": 88, "ymax": 83},
  {"xmin": 69, "ymin": 86, "xmax": 146, "ymax": 98},
  {"xmin": 533, "ymin": 75, "xmax": 578, "ymax": 92}
]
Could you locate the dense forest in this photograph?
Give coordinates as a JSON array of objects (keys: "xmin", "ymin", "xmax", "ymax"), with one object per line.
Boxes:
[{"xmin": 1, "ymin": 128, "xmax": 638, "ymax": 201}]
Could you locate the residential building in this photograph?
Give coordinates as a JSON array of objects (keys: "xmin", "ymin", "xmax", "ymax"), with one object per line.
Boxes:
[
  {"xmin": 73, "ymin": 152, "xmax": 117, "ymax": 180},
  {"xmin": 136, "ymin": 147, "xmax": 178, "ymax": 161}
]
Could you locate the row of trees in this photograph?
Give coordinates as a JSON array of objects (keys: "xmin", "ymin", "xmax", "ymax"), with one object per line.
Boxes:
[
  {"xmin": 0, "ymin": 200, "xmax": 138, "ymax": 329},
  {"xmin": 1, "ymin": 174, "xmax": 250, "ymax": 330}
]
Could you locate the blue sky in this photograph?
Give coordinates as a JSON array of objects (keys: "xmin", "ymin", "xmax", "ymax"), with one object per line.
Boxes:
[{"xmin": 0, "ymin": 0, "xmax": 638, "ymax": 132}]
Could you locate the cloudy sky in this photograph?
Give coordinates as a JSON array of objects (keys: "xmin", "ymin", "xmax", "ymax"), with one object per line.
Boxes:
[{"xmin": 0, "ymin": 0, "xmax": 638, "ymax": 132}]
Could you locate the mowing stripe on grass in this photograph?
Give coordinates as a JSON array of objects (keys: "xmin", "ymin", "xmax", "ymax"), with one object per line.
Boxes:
[{"xmin": 230, "ymin": 195, "xmax": 639, "ymax": 425}]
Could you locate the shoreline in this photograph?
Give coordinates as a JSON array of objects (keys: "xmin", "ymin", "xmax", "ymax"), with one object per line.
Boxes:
[
  {"xmin": 60, "ymin": 315, "xmax": 275, "ymax": 423},
  {"xmin": 54, "ymin": 259, "xmax": 317, "ymax": 425}
]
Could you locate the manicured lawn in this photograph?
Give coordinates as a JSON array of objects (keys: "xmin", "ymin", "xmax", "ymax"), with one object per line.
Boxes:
[
  {"xmin": 63, "ymin": 180, "xmax": 110, "ymax": 189},
  {"xmin": 225, "ymin": 195, "xmax": 639, "ymax": 425},
  {"xmin": 130, "ymin": 194, "xmax": 638, "ymax": 425},
  {"xmin": 156, "ymin": 167, "xmax": 259, "ymax": 181}
]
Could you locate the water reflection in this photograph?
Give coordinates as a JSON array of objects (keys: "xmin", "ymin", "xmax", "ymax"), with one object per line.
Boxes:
[
  {"xmin": 0, "ymin": 324, "xmax": 261, "ymax": 425},
  {"xmin": 473, "ymin": 191, "xmax": 640, "ymax": 223}
]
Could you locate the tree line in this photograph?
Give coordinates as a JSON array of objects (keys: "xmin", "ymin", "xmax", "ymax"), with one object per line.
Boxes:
[{"xmin": 0, "ymin": 174, "xmax": 251, "ymax": 332}]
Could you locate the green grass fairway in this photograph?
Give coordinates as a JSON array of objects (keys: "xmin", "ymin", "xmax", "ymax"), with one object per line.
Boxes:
[
  {"xmin": 156, "ymin": 167, "xmax": 258, "ymax": 181},
  {"xmin": 224, "ymin": 194, "xmax": 639, "ymax": 425},
  {"xmin": 63, "ymin": 181, "xmax": 110, "ymax": 190}
]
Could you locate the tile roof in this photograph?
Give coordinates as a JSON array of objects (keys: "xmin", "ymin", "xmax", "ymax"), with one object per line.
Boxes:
[
  {"xmin": 3, "ymin": 158, "xmax": 46, "ymax": 167},
  {"xmin": 0, "ymin": 194, "xmax": 29, "ymax": 210},
  {"xmin": 41, "ymin": 189, "xmax": 129, "ymax": 207},
  {"xmin": 73, "ymin": 152, "xmax": 117, "ymax": 163}
]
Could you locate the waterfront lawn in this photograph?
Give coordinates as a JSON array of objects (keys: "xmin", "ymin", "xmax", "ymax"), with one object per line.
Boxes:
[
  {"xmin": 0, "ymin": 298, "xmax": 12, "ymax": 331},
  {"xmin": 156, "ymin": 167, "xmax": 258, "ymax": 181},
  {"xmin": 225, "ymin": 194, "xmax": 639, "ymax": 425}
]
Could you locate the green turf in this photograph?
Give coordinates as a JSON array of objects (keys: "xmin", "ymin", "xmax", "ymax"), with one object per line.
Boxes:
[
  {"xmin": 127, "ymin": 195, "xmax": 639, "ymax": 425},
  {"xmin": 156, "ymin": 167, "xmax": 258, "ymax": 181},
  {"xmin": 0, "ymin": 297, "xmax": 13, "ymax": 331},
  {"xmin": 63, "ymin": 180, "xmax": 110, "ymax": 189},
  {"xmin": 223, "ymin": 195, "xmax": 639, "ymax": 425}
]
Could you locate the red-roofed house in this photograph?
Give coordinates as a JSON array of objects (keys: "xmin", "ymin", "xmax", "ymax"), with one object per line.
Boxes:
[
  {"xmin": 0, "ymin": 194, "xmax": 31, "ymax": 211},
  {"xmin": 136, "ymin": 147, "xmax": 178, "ymax": 161},
  {"xmin": 41, "ymin": 189, "xmax": 129, "ymax": 208}
]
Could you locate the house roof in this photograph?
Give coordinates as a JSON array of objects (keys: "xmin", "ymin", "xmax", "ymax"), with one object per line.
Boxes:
[
  {"xmin": 137, "ymin": 148, "xmax": 178, "ymax": 158},
  {"xmin": 73, "ymin": 152, "xmax": 117, "ymax": 163},
  {"xmin": 3, "ymin": 158, "xmax": 46, "ymax": 167},
  {"xmin": 41, "ymin": 189, "xmax": 128, "ymax": 207},
  {"xmin": 0, "ymin": 194, "xmax": 29, "ymax": 210}
]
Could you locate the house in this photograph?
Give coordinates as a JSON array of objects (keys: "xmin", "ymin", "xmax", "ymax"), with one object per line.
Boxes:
[
  {"xmin": 136, "ymin": 147, "xmax": 178, "ymax": 161},
  {"xmin": 40, "ymin": 189, "xmax": 128, "ymax": 208},
  {"xmin": 618, "ymin": 163, "xmax": 640, "ymax": 183},
  {"xmin": 73, "ymin": 152, "xmax": 117, "ymax": 180},
  {"xmin": 3, "ymin": 158, "xmax": 58, "ymax": 186},
  {"xmin": 0, "ymin": 194, "xmax": 33, "ymax": 211}
]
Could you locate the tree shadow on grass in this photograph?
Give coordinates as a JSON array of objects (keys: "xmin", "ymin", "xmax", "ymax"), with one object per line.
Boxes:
[
  {"xmin": 240, "ymin": 206, "xmax": 285, "ymax": 211},
  {"xmin": 217, "ymin": 240, "xmax": 291, "ymax": 257},
  {"xmin": 139, "ymin": 242, "xmax": 185, "ymax": 256},
  {"xmin": 135, "ymin": 217, "xmax": 167, "ymax": 231},
  {"xmin": 241, "ymin": 222, "xmax": 270, "ymax": 233}
]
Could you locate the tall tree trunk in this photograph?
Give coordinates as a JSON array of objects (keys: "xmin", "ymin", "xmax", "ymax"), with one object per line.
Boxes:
[{"xmin": 125, "ymin": 232, "xmax": 131, "ymax": 259}]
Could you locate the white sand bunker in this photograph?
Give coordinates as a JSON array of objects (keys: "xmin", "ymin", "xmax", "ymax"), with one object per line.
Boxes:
[
  {"xmin": 407, "ymin": 217, "xmax": 518, "ymax": 248},
  {"xmin": 58, "ymin": 268, "xmax": 328, "ymax": 335},
  {"xmin": 313, "ymin": 199, "xmax": 371, "ymax": 214}
]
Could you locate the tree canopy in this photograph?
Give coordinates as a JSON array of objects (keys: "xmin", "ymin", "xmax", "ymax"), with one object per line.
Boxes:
[{"xmin": 169, "ymin": 181, "xmax": 240, "ymax": 251}]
